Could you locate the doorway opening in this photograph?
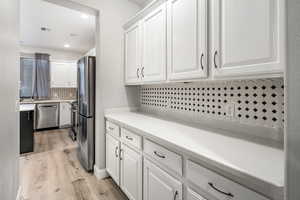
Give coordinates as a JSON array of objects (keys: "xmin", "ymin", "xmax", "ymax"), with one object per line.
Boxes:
[{"xmin": 18, "ymin": 1, "xmax": 124, "ymax": 199}]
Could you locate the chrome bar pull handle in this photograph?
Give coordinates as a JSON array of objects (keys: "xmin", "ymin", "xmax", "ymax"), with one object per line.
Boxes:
[
  {"xmin": 137, "ymin": 68, "xmax": 140, "ymax": 78},
  {"xmin": 115, "ymin": 146, "xmax": 119, "ymax": 158},
  {"xmin": 208, "ymin": 182, "xmax": 234, "ymax": 198},
  {"xmin": 119, "ymin": 148, "xmax": 123, "ymax": 160},
  {"xmin": 200, "ymin": 53, "xmax": 204, "ymax": 70},
  {"xmin": 141, "ymin": 67, "xmax": 144, "ymax": 78},
  {"xmin": 173, "ymin": 191, "xmax": 178, "ymax": 200},
  {"xmin": 126, "ymin": 136, "xmax": 133, "ymax": 141},
  {"xmin": 154, "ymin": 151, "xmax": 166, "ymax": 159},
  {"xmin": 214, "ymin": 51, "xmax": 218, "ymax": 69}
]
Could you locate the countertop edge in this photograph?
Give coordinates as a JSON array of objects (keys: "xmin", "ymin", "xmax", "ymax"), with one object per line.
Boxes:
[{"xmin": 20, "ymin": 99, "xmax": 76, "ymax": 104}]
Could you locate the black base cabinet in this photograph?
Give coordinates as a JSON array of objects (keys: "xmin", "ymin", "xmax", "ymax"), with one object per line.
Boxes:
[{"xmin": 20, "ymin": 110, "xmax": 34, "ymax": 154}]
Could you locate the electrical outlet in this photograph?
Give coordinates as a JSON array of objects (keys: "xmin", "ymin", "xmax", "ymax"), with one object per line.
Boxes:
[{"xmin": 225, "ymin": 103, "xmax": 235, "ymax": 117}]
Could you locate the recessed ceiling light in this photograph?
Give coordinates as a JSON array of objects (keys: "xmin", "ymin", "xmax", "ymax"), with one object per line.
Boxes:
[
  {"xmin": 81, "ymin": 14, "xmax": 89, "ymax": 19},
  {"xmin": 64, "ymin": 44, "xmax": 70, "ymax": 48}
]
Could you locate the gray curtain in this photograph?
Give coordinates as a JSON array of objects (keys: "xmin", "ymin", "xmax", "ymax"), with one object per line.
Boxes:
[{"xmin": 33, "ymin": 53, "xmax": 50, "ymax": 99}]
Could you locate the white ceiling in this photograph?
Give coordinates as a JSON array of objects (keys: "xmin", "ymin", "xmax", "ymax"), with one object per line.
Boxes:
[{"xmin": 20, "ymin": 0, "xmax": 95, "ymax": 54}]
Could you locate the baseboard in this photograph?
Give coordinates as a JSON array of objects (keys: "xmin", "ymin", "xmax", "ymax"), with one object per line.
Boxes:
[
  {"xmin": 59, "ymin": 125, "xmax": 71, "ymax": 129},
  {"xmin": 16, "ymin": 186, "xmax": 22, "ymax": 200},
  {"xmin": 94, "ymin": 165, "xmax": 108, "ymax": 180}
]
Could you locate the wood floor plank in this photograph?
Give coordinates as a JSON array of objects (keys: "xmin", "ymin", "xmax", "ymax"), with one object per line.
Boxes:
[
  {"xmin": 72, "ymin": 178, "xmax": 95, "ymax": 200},
  {"xmin": 20, "ymin": 129, "xmax": 128, "ymax": 200}
]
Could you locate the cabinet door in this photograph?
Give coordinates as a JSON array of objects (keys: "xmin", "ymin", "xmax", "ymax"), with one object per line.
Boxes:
[
  {"xmin": 125, "ymin": 22, "xmax": 141, "ymax": 84},
  {"xmin": 51, "ymin": 62, "xmax": 67, "ymax": 88},
  {"xmin": 59, "ymin": 103, "xmax": 71, "ymax": 127},
  {"xmin": 120, "ymin": 144, "xmax": 142, "ymax": 200},
  {"xmin": 106, "ymin": 134, "xmax": 120, "ymax": 184},
  {"xmin": 67, "ymin": 62, "xmax": 77, "ymax": 88},
  {"xmin": 20, "ymin": 111, "xmax": 34, "ymax": 154},
  {"xmin": 212, "ymin": 0, "xmax": 284, "ymax": 78},
  {"xmin": 144, "ymin": 159, "xmax": 182, "ymax": 200},
  {"xmin": 187, "ymin": 189, "xmax": 207, "ymax": 200},
  {"xmin": 167, "ymin": 0, "xmax": 208, "ymax": 81},
  {"xmin": 141, "ymin": 3, "xmax": 167, "ymax": 83}
]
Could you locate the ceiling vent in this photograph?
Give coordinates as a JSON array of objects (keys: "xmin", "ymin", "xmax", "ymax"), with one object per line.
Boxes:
[{"xmin": 41, "ymin": 27, "xmax": 51, "ymax": 32}]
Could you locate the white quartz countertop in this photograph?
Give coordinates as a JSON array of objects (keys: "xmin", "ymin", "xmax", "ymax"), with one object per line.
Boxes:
[
  {"xmin": 20, "ymin": 104, "xmax": 35, "ymax": 111},
  {"xmin": 105, "ymin": 111, "xmax": 284, "ymax": 199},
  {"xmin": 20, "ymin": 99, "xmax": 76, "ymax": 104}
]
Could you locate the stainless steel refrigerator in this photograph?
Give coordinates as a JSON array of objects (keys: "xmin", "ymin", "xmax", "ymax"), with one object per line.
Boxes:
[{"xmin": 77, "ymin": 56, "xmax": 96, "ymax": 172}]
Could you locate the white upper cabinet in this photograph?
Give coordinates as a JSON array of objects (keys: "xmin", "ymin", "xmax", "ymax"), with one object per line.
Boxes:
[
  {"xmin": 51, "ymin": 62, "xmax": 68, "ymax": 88},
  {"xmin": 141, "ymin": 3, "xmax": 167, "ymax": 83},
  {"xmin": 123, "ymin": 0, "xmax": 285, "ymax": 84},
  {"xmin": 125, "ymin": 22, "xmax": 141, "ymax": 84},
  {"xmin": 167, "ymin": 0, "xmax": 208, "ymax": 81},
  {"xmin": 85, "ymin": 48, "xmax": 96, "ymax": 56},
  {"xmin": 68, "ymin": 62, "xmax": 77, "ymax": 87},
  {"xmin": 212, "ymin": 0, "xmax": 284, "ymax": 79},
  {"xmin": 51, "ymin": 61, "xmax": 77, "ymax": 88}
]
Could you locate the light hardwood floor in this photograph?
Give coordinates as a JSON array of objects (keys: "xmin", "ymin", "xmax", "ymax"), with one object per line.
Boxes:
[{"xmin": 20, "ymin": 129, "xmax": 128, "ymax": 200}]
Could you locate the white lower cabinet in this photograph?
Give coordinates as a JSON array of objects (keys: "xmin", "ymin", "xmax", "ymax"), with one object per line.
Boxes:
[
  {"xmin": 120, "ymin": 144, "xmax": 142, "ymax": 200},
  {"xmin": 106, "ymin": 120, "xmax": 269, "ymax": 200},
  {"xmin": 187, "ymin": 160, "xmax": 270, "ymax": 200},
  {"xmin": 144, "ymin": 159, "xmax": 182, "ymax": 200},
  {"xmin": 106, "ymin": 126, "xmax": 143, "ymax": 200},
  {"xmin": 187, "ymin": 189, "xmax": 207, "ymax": 200},
  {"xmin": 59, "ymin": 103, "xmax": 71, "ymax": 127},
  {"xmin": 106, "ymin": 134, "xmax": 120, "ymax": 184}
]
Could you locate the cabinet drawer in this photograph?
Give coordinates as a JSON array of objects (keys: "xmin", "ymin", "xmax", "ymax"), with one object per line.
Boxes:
[
  {"xmin": 106, "ymin": 121, "xmax": 120, "ymax": 138},
  {"xmin": 144, "ymin": 139, "xmax": 182, "ymax": 175},
  {"xmin": 187, "ymin": 189, "xmax": 207, "ymax": 200},
  {"xmin": 187, "ymin": 160, "xmax": 270, "ymax": 200},
  {"xmin": 121, "ymin": 128, "xmax": 142, "ymax": 149}
]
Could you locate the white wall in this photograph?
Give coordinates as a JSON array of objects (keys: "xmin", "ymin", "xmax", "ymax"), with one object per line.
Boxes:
[
  {"xmin": 0, "ymin": 0, "xmax": 20, "ymax": 199},
  {"xmin": 20, "ymin": 45, "xmax": 83, "ymax": 61},
  {"xmin": 285, "ymin": 0, "xmax": 300, "ymax": 199},
  {"xmin": 68, "ymin": 0, "xmax": 141, "ymax": 170}
]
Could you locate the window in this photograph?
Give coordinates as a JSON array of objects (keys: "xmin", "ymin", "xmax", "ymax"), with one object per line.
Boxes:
[{"xmin": 20, "ymin": 57, "xmax": 35, "ymax": 98}]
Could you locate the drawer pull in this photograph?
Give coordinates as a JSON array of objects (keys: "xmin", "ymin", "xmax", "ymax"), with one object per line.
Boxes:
[
  {"xmin": 137, "ymin": 68, "xmax": 140, "ymax": 78},
  {"xmin": 109, "ymin": 127, "xmax": 114, "ymax": 131},
  {"xmin": 154, "ymin": 151, "xmax": 166, "ymax": 159},
  {"xmin": 208, "ymin": 182, "xmax": 234, "ymax": 198},
  {"xmin": 214, "ymin": 51, "xmax": 218, "ymax": 69},
  {"xmin": 173, "ymin": 190, "xmax": 178, "ymax": 200},
  {"xmin": 200, "ymin": 53, "xmax": 204, "ymax": 70},
  {"xmin": 125, "ymin": 136, "xmax": 133, "ymax": 141},
  {"xmin": 115, "ymin": 146, "xmax": 119, "ymax": 158},
  {"xmin": 120, "ymin": 149, "xmax": 123, "ymax": 160}
]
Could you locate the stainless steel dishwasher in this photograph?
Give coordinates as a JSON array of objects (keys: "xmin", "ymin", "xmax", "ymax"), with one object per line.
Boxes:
[{"xmin": 35, "ymin": 103, "xmax": 59, "ymax": 130}]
